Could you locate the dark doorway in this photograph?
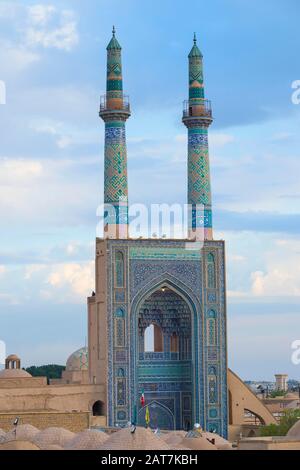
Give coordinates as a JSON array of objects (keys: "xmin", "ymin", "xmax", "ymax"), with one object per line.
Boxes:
[{"xmin": 92, "ymin": 400, "xmax": 104, "ymax": 416}]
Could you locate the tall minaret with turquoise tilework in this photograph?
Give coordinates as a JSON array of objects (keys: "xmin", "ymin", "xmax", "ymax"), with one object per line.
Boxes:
[
  {"xmin": 100, "ymin": 27, "xmax": 130, "ymax": 239},
  {"xmin": 183, "ymin": 34, "xmax": 213, "ymax": 241}
]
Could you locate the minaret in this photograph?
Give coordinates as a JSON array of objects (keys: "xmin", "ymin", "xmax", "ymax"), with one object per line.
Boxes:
[
  {"xmin": 182, "ymin": 34, "xmax": 213, "ymax": 241},
  {"xmin": 100, "ymin": 27, "xmax": 130, "ymax": 239}
]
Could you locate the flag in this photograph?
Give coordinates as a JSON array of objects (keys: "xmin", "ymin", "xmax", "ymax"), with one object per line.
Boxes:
[
  {"xmin": 145, "ymin": 405, "xmax": 150, "ymax": 427},
  {"xmin": 140, "ymin": 389, "xmax": 145, "ymax": 407}
]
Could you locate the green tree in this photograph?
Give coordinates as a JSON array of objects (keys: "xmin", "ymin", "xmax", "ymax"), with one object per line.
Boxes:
[
  {"xmin": 259, "ymin": 409, "xmax": 300, "ymax": 436},
  {"xmin": 25, "ymin": 364, "xmax": 65, "ymax": 384},
  {"xmin": 269, "ymin": 390, "xmax": 287, "ymax": 398}
]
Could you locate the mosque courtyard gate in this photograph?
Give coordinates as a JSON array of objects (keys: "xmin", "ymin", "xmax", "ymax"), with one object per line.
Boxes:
[{"xmin": 135, "ymin": 286, "xmax": 195, "ymax": 430}]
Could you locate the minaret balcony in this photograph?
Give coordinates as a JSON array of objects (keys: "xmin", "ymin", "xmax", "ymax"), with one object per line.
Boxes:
[
  {"xmin": 182, "ymin": 99, "xmax": 213, "ymax": 126},
  {"xmin": 99, "ymin": 94, "xmax": 131, "ymax": 120}
]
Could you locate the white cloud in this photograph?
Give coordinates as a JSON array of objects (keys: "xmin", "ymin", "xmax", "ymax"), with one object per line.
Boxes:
[
  {"xmin": 24, "ymin": 264, "xmax": 47, "ymax": 280},
  {"xmin": 0, "ymin": 266, "xmax": 6, "ymax": 276},
  {"xmin": 27, "ymin": 5, "xmax": 56, "ymax": 26},
  {"xmin": 47, "ymin": 262, "xmax": 95, "ymax": 300},
  {"xmin": 0, "ymin": 158, "xmax": 43, "ymax": 183},
  {"xmin": 210, "ymin": 133, "xmax": 235, "ymax": 147},
  {"xmin": 31, "ymin": 121, "xmax": 73, "ymax": 149},
  {"xmin": 251, "ymin": 239, "xmax": 300, "ymax": 296},
  {"xmin": 227, "ymin": 290, "xmax": 248, "ymax": 298},
  {"xmin": 25, "ymin": 7, "xmax": 79, "ymax": 51},
  {"xmin": 227, "ymin": 254, "xmax": 246, "ymax": 262},
  {"xmin": 0, "ymin": 40, "xmax": 40, "ymax": 75}
]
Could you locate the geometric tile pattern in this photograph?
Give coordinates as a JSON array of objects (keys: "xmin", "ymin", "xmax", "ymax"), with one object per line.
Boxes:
[
  {"xmin": 104, "ymin": 124, "xmax": 128, "ymax": 204},
  {"xmin": 105, "ymin": 238, "xmax": 228, "ymax": 438},
  {"xmin": 188, "ymin": 129, "xmax": 212, "ymax": 229},
  {"xmin": 102, "ymin": 30, "xmax": 129, "ymax": 227},
  {"xmin": 185, "ymin": 37, "xmax": 213, "ymax": 232}
]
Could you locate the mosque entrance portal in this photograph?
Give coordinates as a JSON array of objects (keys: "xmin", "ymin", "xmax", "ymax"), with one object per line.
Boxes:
[{"xmin": 136, "ymin": 286, "xmax": 194, "ymax": 430}]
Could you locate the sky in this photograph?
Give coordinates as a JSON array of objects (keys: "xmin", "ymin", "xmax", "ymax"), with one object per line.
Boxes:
[{"xmin": 0, "ymin": 0, "xmax": 300, "ymax": 381}]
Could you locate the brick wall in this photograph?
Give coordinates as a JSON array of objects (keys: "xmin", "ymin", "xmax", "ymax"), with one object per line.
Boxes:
[{"xmin": 0, "ymin": 411, "xmax": 90, "ymax": 433}]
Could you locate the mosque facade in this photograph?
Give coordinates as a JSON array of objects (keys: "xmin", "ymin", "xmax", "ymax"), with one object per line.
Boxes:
[
  {"xmin": 88, "ymin": 30, "xmax": 228, "ymax": 437},
  {"xmin": 0, "ymin": 31, "xmax": 280, "ymax": 442}
]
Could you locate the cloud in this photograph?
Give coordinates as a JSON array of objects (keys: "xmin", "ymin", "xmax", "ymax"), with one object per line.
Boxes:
[
  {"xmin": 251, "ymin": 247, "xmax": 300, "ymax": 297},
  {"xmin": 24, "ymin": 264, "xmax": 47, "ymax": 280},
  {"xmin": 0, "ymin": 156, "xmax": 100, "ymax": 228},
  {"xmin": 210, "ymin": 133, "xmax": 235, "ymax": 147},
  {"xmin": 0, "ymin": 3, "xmax": 79, "ymax": 55},
  {"xmin": 0, "ymin": 40, "xmax": 40, "ymax": 76},
  {"xmin": 47, "ymin": 261, "xmax": 94, "ymax": 300},
  {"xmin": 25, "ymin": 7, "xmax": 79, "ymax": 51},
  {"xmin": 27, "ymin": 5, "xmax": 56, "ymax": 26},
  {"xmin": 0, "ymin": 158, "xmax": 43, "ymax": 183}
]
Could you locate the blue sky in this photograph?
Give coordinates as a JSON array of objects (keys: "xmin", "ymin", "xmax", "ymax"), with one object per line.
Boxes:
[{"xmin": 0, "ymin": 0, "xmax": 300, "ymax": 381}]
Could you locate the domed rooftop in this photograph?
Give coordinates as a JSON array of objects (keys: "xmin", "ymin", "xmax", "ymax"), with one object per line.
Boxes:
[
  {"xmin": 0, "ymin": 440, "xmax": 40, "ymax": 450},
  {"xmin": 202, "ymin": 431, "xmax": 232, "ymax": 450},
  {"xmin": 66, "ymin": 347, "xmax": 88, "ymax": 371},
  {"xmin": 287, "ymin": 419, "xmax": 300, "ymax": 438},
  {"xmin": 43, "ymin": 444, "xmax": 64, "ymax": 450},
  {"xmin": 160, "ymin": 431, "xmax": 186, "ymax": 447},
  {"xmin": 4, "ymin": 424, "xmax": 39, "ymax": 442},
  {"xmin": 180, "ymin": 435, "xmax": 217, "ymax": 450},
  {"xmin": 6, "ymin": 354, "xmax": 20, "ymax": 361},
  {"xmin": 99, "ymin": 427, "xmax": 171, "ymax": 451},
  {"xmin": 0, "ymin": 368, "xmax": 32, "ymax": 379},
  {"xmin": 33, "ymin": 427, "xmax": 75, "ymax": 449},
  {"xmin": 65, "ymin": 429, "xmax": 108, "ymax": 450}
]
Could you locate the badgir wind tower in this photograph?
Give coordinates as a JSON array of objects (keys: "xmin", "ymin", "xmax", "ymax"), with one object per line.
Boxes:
[{"xmin": 88, "ymin": 29, "xmax": 228, "ymax": 437}]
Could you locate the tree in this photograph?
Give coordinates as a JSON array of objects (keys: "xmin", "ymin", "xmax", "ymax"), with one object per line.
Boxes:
[
  {"xmin": 259, "ymin": 409, "xmax": 300, "ymax": 436},
  {"xmin": 269, "ymin": 389, "xmax": 287, "ymax": 398},
  {"xmin": 25, "ymin": 364, "xmax": 65, "ymax": 384}
]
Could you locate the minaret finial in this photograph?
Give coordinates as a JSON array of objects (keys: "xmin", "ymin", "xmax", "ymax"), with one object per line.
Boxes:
[
  {"xmin": 193, "ymin": 32, "xmax": 197, "ymax": 45},
  {"xmin": 112, "ymin": 25, "xmax": 116, "ymax": 37}
]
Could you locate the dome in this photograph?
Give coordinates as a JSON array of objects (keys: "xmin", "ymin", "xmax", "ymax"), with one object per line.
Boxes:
[
  {"xmin": 287, "ymin": 419, "xmax": 300, "ymax": 438},
  {"xmin": 66, "ymin": 347, "xmax": 88, "ymax": 371},
  {"xmin": 99, "ymin": 427, "xmax": 171, "ymax": 451},
  {"xmin": 65, "ymin": 429, "xmax": 108, "ymax": 450},
  {"xmin": 180, "ymin": 435, "xmax": 217, "ymax": 451},
  {"xmin": 33, "ymin": 427, "xmax": 75, "ymax": 449},
  {"xmin": 43, "ymin": 444, "xmax": 64, "ymax": 450},
  {"xmin": 0, "ymin": 368, "xmax": 32, "ymax": 378},
  {"xmin": 0, "ymin": 440, "xmax": 40, "ymax": 450},
  {"xmin": 4, "ymin": 424, "xmax": 39, "ymax": 442},
  {"xmin": 202, "ymin": 431, "xmax": 232, "ymax": 450},
  {"xmin": 160, "ymin": 431, "xmax": 186, "ymax": 446},
  {"xmin": 6, "ymin": 354, "xmax": 20, "ymax": 361}
]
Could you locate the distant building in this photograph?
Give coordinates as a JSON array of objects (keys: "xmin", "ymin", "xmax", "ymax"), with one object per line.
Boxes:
[{"xmin": 275, "ymin": 374, "xmax": 288, "ymax": 392}]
